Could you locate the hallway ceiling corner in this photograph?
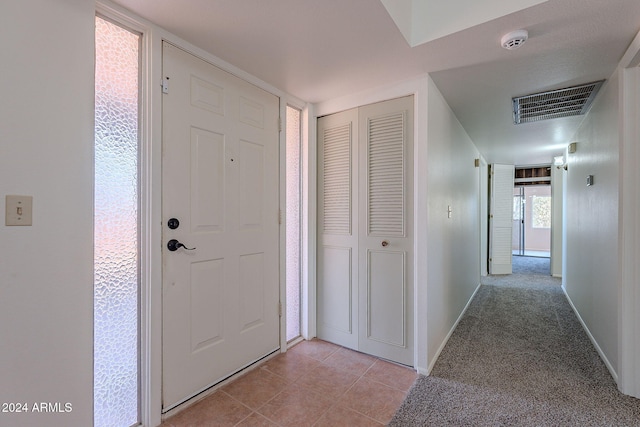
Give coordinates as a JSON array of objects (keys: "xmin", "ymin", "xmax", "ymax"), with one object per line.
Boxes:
[
  {"xmin": 380, "ymin": 0, "xmax": 548, "ymax": 47},
  {"xmin": 110, "ymin": 0, "xmax": 640, "ymax": 166}
]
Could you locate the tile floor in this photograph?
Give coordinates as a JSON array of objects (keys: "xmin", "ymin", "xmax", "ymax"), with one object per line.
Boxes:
[{"xmin": 160, "ymin": 339, "xmax": 418, "ymax": 427}]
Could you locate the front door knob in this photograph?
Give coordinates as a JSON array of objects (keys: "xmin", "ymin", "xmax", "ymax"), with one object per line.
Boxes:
[{"xmin": 167, "ymin": 239, "xmax": 195, "ymax": 252}]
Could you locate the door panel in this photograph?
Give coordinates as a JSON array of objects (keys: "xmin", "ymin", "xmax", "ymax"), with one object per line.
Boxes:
[
  {"xmin": 239, "ymin": 253, "xmax": 265, "ymax": 331},
  {"xmin": 190, "ymin": 128, "xmax": 224, "ymax": 232},
  {"xmin": 239, "ymin": 140, "xmax": 265, "ymax": 228},
  {"xmin": 162, "ymin": 42, "xmax": 280, "ymax": 411},
  {"xmin": 366, "ymin": 250, "xmax": 406, "ymax": 347},
  {"xmin": 190, "ymin": 259, "xmax": 224, "ymax": 351},
  {"xmin": 318, "ymin": 246, "xmax": 353, "ymax": 334}
]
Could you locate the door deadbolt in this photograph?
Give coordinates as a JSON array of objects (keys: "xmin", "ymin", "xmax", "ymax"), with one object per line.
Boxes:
[{"xmin": 167, "ymin": 218, "xmax": 180, "ymax": 229}]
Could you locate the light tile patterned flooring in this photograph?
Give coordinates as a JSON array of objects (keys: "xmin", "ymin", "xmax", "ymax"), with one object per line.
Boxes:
[{"xmin": 161, "ymin": 339, "xmax": 418, "ymax": 427}]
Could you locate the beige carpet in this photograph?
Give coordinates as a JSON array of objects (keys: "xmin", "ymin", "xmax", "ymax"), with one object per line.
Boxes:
[{"xmin": 389, "ymin": 257, "xmax": 640, "ymax": 426}]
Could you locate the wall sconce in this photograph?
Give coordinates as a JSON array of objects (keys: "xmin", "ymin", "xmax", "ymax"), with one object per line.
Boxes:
[{"xmin": 554, "ymin": 155, "xmax": 567, "ymax": 170}]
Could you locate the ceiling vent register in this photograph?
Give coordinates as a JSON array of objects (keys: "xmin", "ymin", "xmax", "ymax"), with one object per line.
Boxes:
[{"xmin": 512, "ymin": 80, "xmax": 604, "ymax": 124}]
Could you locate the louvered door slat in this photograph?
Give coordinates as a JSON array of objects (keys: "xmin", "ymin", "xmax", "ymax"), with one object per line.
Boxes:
[
  {"xmin": 367, "ymin": 112, "xmax": 405, "ymax": 236},
  {"xmin": 323, "ymin": 123, "xmax": 352, "ymax": 235}
]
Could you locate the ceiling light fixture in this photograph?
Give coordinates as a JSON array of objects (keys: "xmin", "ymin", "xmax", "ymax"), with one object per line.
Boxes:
[{"xmin": 501, "ymin": 29, "xmax": 528, "ymax": 50}]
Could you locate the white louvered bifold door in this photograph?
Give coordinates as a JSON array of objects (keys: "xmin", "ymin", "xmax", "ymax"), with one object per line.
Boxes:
[
  {"xmin": 317, "ymin": 96, "xmax": 414, "ymax": 366},
  {"xmin": 358, "ymin": 96, "xmax": 413, "ymax": 365},
  {"xmin": 489, "ymin": 164, "xmax": 514, "ymax": 274},
  {"xmin": 317, "ymin": 108, "xmax": 359, "ymax": 350}
]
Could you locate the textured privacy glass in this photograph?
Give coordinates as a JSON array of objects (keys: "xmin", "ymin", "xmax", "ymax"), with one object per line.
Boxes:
[
  {"xmin": 286, "ymin": 106, "xmax": 301, "ymax": 341},
  {"xmin": 532, "ymin": 195, "xmax": 552, "ymax": 229},
  {"xmin": 94, "ymin": 16, "xmax": 139, "ymax": 427}
]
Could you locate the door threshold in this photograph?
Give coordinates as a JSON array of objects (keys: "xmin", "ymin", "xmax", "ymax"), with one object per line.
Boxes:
[{"xmin": 161, "ymin": 347, "xmax": 280, "ymax": 418}]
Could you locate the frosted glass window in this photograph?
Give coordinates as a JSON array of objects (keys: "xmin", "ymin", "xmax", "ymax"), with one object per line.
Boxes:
[
  {"xmin": 94, "ymin": 16, "xmax": 140, "ymax": 427},
  {"xmin": 532, "ymin": 195, "xmax": 551, "ymax": 228},
  {"xmin": 286, "ymin": 106, "xmax": 301, "ymax": 341}
]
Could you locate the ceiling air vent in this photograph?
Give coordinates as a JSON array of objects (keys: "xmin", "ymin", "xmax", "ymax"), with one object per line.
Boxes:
[{"xmin": 512, "ymin": 80, "xmax": 604, "ymax": 125}]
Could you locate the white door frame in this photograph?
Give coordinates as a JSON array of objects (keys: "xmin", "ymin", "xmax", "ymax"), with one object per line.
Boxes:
[
  {"xmin": 618, "ymin": 30, "xmax": 640, "ymax": 399},
  {"xmin": 479, "ymin": 157, "xmax": 489, "ymax": 277}
]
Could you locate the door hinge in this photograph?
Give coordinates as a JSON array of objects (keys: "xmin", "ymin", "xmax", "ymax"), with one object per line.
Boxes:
[
  {"xmin": 278, "ymin": 301, "xmax": 282, "ymax": 317},
  {"xmin": 162, "ymin": 76, "xmax": 170, "ymax": 94},
  {"xmin": 278, "ymin": 117, "xmax": 282, "ymax": 132},
  {"xmin": 278, "ymin": 209, "xmax": 282, "ymax": 225}
]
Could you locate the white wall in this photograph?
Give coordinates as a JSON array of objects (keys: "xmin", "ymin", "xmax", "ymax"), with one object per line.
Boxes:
[
  {"xmin": 425, "ymin": 77, "xmax": 481, "ymax": 368},
  {"xmin": 564, "ymin": 72, "xmax": 620, "ymax": 376},
  {"xmin": 0, "ymin": 1, "xmax": 95, "ymax": 426}
]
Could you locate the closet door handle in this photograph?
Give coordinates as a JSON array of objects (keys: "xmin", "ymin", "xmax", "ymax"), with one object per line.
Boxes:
[{"xmin": 381, "ymin": 240, "xmax": 389, "ymax": 247}]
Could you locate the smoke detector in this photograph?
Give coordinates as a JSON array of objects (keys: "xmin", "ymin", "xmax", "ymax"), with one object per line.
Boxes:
[{"xmin": 501, "ymin": 29, "xmax": 528, "ymax": 50}]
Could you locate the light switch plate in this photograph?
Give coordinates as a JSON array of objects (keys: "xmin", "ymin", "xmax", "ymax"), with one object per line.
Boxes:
[{"xmin": 6, "ymin": 195, "xmax": 33, "ymax": 226}]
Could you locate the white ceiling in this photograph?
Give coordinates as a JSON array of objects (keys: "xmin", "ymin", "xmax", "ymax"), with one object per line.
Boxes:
[
  {"xmin": 112, "ymin": 0, "xmax": 640, "ymax": 165},
  {"xmin": 380, "ymin": 0, "xmax": 548, "ymax": 47}
]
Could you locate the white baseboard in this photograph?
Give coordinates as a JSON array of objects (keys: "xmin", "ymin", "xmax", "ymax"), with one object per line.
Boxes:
[
  {"xmin": 561, "ymin": 286, "xmax": 618, "ymax": 383},
  {"xmin": 426, "ymin": 282, "xmax": 482, "ymax": 374}
]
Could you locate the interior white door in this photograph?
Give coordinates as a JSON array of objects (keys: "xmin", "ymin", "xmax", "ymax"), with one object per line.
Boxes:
[
  {"xmin": 489, "ymin": 163, "xmax": 515, "ymax": 274},
  {"xmin": 317, "ymin": 96, "xmax": 413, "ymax": 366},
  {"xmin": 162, "ymin": 42, "xmax": 280, "ymax": 411},
  {"xmin": 357, "ymin": 97, "xmax": 413, "ymax": 365},
  {"xmin": 317, "ymin": 108, "xmax": 359, "ymax": 350}
]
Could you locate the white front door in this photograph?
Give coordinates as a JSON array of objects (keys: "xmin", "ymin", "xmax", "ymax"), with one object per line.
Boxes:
[
  {"xmin": 317, "ymin": 96, "xmax": 414, "ymax": 366},
  {"xmin": 162, "ymin": 42, "xmax": 280, "ymax": 411}
]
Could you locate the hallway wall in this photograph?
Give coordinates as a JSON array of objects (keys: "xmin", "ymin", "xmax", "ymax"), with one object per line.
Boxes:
[
  {"xmin": 0, "ymin": 1, "xmax": 95, "ymax": 426},
  {"xmin": 564, "ymin": 71, "xmax": 620, "ymax": 376},
  {"xmin": 425, "ymin": 77, "xmax": 481, "ymax": 368}
]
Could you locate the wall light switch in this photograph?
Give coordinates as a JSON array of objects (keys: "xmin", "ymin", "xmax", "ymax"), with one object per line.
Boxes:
[{"xmin": 6, "ymin": 195, "xmax": 33, "ymax": 226}]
